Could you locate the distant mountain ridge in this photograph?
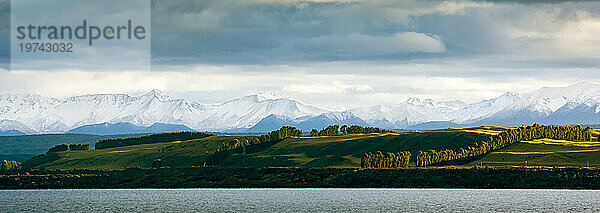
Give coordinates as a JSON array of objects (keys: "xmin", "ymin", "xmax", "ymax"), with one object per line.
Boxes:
[
  {"xmin": 2, "ymin": 82, "xmax": 600, "ymax": 134},
  {"xmin": 0, "ymin": 130, "xmax": 26, "ymax": 136},
  {"xmin": 240, "ymin": 112, "xmax": 368, "ymax": 132},
  {"xmin": 67, "ymin": 123, "xmax": 195, "ymax": 135}
]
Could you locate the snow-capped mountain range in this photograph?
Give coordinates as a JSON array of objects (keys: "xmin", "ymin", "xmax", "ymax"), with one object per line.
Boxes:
[{"xmin": 1, "ymin": 82, "xmax": 600, "ymax": 134}]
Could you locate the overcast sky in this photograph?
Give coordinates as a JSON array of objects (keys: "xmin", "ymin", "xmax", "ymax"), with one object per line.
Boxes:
[{"xmin": 1, "ymin": 0, "xmax": 600, "ymax": 110}]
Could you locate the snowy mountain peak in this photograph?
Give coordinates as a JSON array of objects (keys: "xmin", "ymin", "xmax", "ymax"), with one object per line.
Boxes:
[
  {"xmin": 143, "ymin": 89, "xmax": 171, "ymax": 101},
  {"xmin": 499, "ymin": 92, "xmax": 520, "ymax": 100},
  {"xmin": 2, "ymin": 81, "xmax": 600, "ymax": 133},
  {"xmin": 405, "ymin": 97, "xmax": 421, "ymax": 105}
]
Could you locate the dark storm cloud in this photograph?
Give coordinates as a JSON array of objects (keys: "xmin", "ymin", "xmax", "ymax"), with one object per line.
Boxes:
[
  {"xmin": 147, "ymin": 0, "xmax": 600, "ymax": 79},
  {"xmin": 4, "ymin": 0, "xmax": 600, "ymax": 72},
  {"xmin": 150, "ymin": 0, "xmax": 454, "ymax": 65}
]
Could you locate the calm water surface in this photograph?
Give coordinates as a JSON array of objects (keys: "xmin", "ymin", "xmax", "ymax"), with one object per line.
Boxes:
[{"xmin": 1, "ymin": 188, "xmax": 599, "ymax": 212}]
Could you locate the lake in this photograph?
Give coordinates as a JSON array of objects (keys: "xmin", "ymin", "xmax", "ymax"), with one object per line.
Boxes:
[{"xmin": 1, "ymin": 188, "xmax": 599, "ymax": 212}]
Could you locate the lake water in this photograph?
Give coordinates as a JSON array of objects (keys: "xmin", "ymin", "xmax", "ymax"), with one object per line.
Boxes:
[{"xmin": 1, "ymin": 188, "xmax": 599, "ymax": 212}]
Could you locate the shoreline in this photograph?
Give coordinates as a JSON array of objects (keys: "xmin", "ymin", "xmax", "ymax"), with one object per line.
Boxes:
[{"xmin": 3, "ymin": 167, "xmax": 600, "ymax": 189}]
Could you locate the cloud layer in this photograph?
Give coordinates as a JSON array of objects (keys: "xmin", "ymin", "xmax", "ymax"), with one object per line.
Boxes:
[{"xmin": 2, "ymin": 0, "xmax": 600, "ymax": 109}]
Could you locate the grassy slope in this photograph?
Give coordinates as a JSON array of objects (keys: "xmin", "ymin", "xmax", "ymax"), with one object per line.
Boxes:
[
  {"xmin": 222, "ymin": 131, "xmax": 487, "ymax": 168},
  {"xmin": 26, "ymin": 130, "xmax": 488, "ymax": 170},
  {"xmin": 24, "ymin": 136, "xmax": 237, "ymax": 170},
  {"xmin": 469, "ymin": 139, "xmax": 600, "ymax": 167}
]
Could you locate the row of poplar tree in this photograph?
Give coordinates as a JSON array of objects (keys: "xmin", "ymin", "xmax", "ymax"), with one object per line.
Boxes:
[
  {"xmin": 360, "ymin": 151, "xmax": 411, "ymax": 168},
  {"xmin": 360, "ymin": 124, "xmax": 594, "ymax": 168},
  {"xmin": 310, "ymin": 125, "xmax": 395, "ymax": 136}
]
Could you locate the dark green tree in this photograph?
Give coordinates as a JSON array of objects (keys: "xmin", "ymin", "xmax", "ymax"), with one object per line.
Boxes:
[
  {"xmin": 319, "ymin": 125, "xmax": 339, "ymax": 136},
  {"xmin": 310, "ymin": 129, "xmax": 319, "ymax": 137},
  {"xmin": 340, "ymin": 125, "xmax": 349, "ymax": 135},
  {"xmin": 69, "ymin": 144, "xmax": 89, "ymax": 151},
  {"xmin": 47, "ymin": 144, "xmax": 68, "ymax": 152}
]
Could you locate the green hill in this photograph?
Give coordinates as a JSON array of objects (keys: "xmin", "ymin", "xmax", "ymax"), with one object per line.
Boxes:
[
  {"xmin": 24, "ymin": 130, "xmax": 488, "ymax": 170},
  {"xmin": 23, "ymin": 125, "xmax": 600, "ymax": 171},
  {"xmin": 220, "ymin": 131, "xmax": 487, "ymax": 168},
  {"xmin": 24, "ymin": 135, "xmax": 232, "ymax": 170}
]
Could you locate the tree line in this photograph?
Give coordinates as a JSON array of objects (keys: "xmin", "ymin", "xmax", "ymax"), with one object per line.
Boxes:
[
  {"xmin": 216, "ymin": 126, "xmax": 302, "ymax": 152},
  {"xmin": 344, "ymin": 125, "xmax": 396, "ymax": 134},
  {"xmin": 47, "ymin": 143, "xmax": 90, "ymax": 153},
  {"xmin": 310, "ymin": 125, "xmax": 340, "ymax": 136},
  {"xmin": 415, "ymin": 124, "xmax": 593, "ymax": 167},
  {"xmin": 310, "ymin": 125, "xmax": 396, "ymax": 137},
  {"xmin": 95, "ymin": 131, "xmax": 213, "ymax": 149},
  {"xmin": 206, "ymin": 126, "xmax": 302, "ymax": 165},
  {"xmin": 361, "ymin": 151, "xmax": 411, "ymax": 169},
  {"xmin": 47, "ymin": 144, "xmax": 68, "ymax": 152},
  {"xmin": 69, "ymin": 144, "xmax": 89, "ymax": 151}
]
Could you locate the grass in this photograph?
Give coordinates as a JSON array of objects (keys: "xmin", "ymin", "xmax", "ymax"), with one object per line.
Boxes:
[
  {"xmin": 521, "ymin": 138, "xmax": 600, "ymax": 147},
  {"xmin": 469, "ymin": 142, "xmax": 600, "ymax": 167}
]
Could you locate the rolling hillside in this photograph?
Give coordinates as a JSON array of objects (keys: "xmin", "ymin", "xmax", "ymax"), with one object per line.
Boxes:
[
  {"xmin": 221, "ymin": 131, "xmax": 487, "ymax": 168},
  {"xmin": 24, "ymin": 130, "xmax": 488, "ymax": 170},
  {"xmin": 21, "ymin": 125, "xmax": 600, "ymax": 170}
]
